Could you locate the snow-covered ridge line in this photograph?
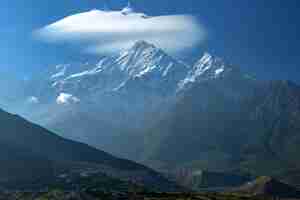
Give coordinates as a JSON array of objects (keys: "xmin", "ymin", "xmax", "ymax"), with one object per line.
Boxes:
[{"xmin": 49, "ymin": 41, "xmax": 235, "ymax": 104}]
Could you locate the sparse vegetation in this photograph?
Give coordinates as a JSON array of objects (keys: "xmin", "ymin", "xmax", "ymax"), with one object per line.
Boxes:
[{"xmin": 0, "ymin": 191, "xmax": 296, "ymax": 200}]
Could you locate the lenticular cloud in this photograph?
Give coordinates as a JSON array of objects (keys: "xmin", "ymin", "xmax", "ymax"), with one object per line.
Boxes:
[{"xmin": 35, "ymin": 8, "xmax": 206, "ymax": 54}]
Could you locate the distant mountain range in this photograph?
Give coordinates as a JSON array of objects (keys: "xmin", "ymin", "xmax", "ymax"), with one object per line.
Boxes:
[
  {"xmin": 0, "ymin": 108, "xmax": 178, "ymax": 191},
  {"xmin": 9, "ymin": 40, "xmax": 300, "ymax": 187}
]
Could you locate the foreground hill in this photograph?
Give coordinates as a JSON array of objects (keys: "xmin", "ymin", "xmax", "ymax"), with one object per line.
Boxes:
[
  {"xmin": 0, "ymin": 190, "xmax": 298, "ymax": 200},
  {"xmin": 237, "ymin": 176, "xmax": 300, "ymax": 198},
  {"xmin": 0, "ymin": 108, "xmax": 178, "ymax": 191}
]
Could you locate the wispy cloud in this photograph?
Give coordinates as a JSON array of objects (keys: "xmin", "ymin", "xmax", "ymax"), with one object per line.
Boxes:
[{"xmin": 35, "ymin": 9, "xmax": 206, "ymax": 54}]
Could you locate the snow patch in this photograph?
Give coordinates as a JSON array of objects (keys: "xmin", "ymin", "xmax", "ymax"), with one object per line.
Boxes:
[
  {"xmin": 215, "ymin": 68, "xmax": 224, "ymax": 75},
  {"xmin": 56, "ymin": 93, "xmax": 80, "ymax": 105}
]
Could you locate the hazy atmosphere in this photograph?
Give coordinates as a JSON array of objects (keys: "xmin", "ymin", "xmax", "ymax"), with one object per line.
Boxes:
[{"xmin": 0, "ymin": 0, "xmax": 300, "ymax": 199}]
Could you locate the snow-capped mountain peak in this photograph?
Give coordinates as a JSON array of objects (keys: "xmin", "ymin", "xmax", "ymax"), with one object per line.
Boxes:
[
  {"xmin": 178, "ymin": 52, "xmax": 235, "ymax": 90},
  {"xmin": 48, "ymin": 41, "xmax": 191, "ymax": 98},
  {"xmin": 193, "ymin": 52, "xmax": 226, "ymax": 76},
  {"xmin": 131, "ymin": 40, "xmax": 157, "ymax": 53},
  {"xmin": 115, "ymin": 40, "xmax": 188, "ymax": 79},
  {"xmin": 48, "ymin": 41, "xmax": 245, "ymax": 104},
  {"xmin": 194, "ymin": 52, "xmax": 230, "ymax": 77}
]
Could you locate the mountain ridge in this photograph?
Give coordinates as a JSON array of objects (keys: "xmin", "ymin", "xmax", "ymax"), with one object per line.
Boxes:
[{"xmin": 14, "ymin": 41, "xmax": 300, "ymax": 187}]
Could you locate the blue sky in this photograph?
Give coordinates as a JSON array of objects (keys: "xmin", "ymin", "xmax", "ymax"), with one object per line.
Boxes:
[{"xmin": 1, "ymin": 0, "xmax": 300, "ymax": 82}]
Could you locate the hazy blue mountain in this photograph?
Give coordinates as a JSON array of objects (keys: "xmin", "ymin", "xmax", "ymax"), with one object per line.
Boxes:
[{"xmin": 142, "ymin": 71, "xmax": 300, "ymax": 186}]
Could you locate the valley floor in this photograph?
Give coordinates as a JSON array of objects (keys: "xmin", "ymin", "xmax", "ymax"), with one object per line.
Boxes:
[{"xmin": 0, "ymin": 191, "xmax": 298, "ymax": 200}]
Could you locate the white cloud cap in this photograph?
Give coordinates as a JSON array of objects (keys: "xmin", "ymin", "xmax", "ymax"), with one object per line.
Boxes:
[
  {"xmin": 56, "ymin": 93, "xmax": 80, "ymax": 105},
  {"xmin": 35, "ymin": 7, "xmax": 206, "ymax": 55}
]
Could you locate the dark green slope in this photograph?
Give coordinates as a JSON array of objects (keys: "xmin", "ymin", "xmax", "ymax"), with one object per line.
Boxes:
[
  {"xmin": 0, "ymin": 108, "xmax": 141, "ymax": 170},
  {"xmin": 0, "ymin": 108, "xmax": 178, "ymax": 191},
  {"xmin": 0, "ymin": 142, "xmax": 54, "ymax": 185}
]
